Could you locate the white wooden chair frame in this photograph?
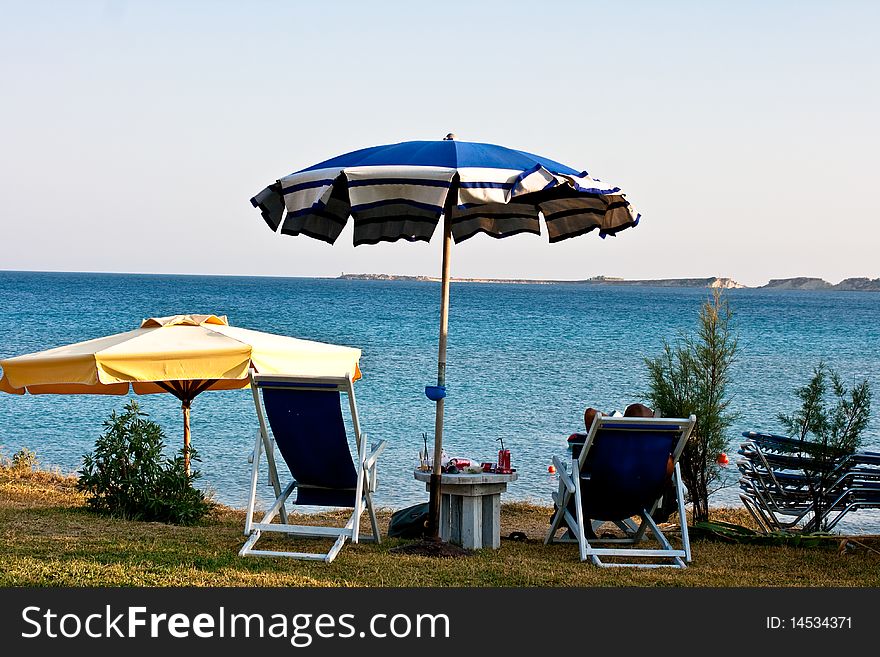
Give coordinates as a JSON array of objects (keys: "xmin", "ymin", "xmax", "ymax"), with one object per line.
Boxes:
[
  {"xmin": 545, "ymin": 414, "xmax": 696, "ymax": 568},
  {"xmin": 239, "ymin": 371, "xmax": 387, "ymax": 563}
]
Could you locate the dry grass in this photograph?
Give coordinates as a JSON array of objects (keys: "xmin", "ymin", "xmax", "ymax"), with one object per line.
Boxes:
[{"xmin": 1, "ymin": 466, "xmax": 879, "ymax": 587}]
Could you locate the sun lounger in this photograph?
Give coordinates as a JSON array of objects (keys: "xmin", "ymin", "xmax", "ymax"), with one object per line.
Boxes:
[
  {"xmin": 239, "ymin": 371, "xmax": 386, "ymax": 563},
  {"xmin": 545, "ymin": 415, "xmax": 696, "ymax": 568},
  {"xmin": 738, "ymin": 431, "xmax": 880, "ymax": 532}
]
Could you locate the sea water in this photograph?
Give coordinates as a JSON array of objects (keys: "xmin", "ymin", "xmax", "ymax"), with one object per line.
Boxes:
[{"xmin": 1, "ymin": 271, "xmax": 878, "ymax": 532}]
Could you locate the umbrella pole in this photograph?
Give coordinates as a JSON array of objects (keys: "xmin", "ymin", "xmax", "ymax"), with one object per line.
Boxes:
[
  {"xmin": 427, "ymin": 202, "xmax": 454, "ymax": 539},
  {"xmin": 182, "ymin": 400, "xmax": 192, "ymax": 475}
]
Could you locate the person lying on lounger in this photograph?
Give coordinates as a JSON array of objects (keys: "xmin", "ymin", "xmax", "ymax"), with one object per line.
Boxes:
[
  {"xmin": 560, "ymin": 402, "xmax": 675, "ymax": 533},
  {"xmin": 570, "ymin": 402, "xmax": 654, "ymax": 445}
]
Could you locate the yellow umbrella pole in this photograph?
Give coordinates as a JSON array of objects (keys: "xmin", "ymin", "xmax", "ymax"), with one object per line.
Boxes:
[
  {"xmin": 182, "ymin": 399, "xmax": 192, "ymax": 474},
  {"xmin": 157, "ymin": 379, "xmax": 217, "ymax": 475}
]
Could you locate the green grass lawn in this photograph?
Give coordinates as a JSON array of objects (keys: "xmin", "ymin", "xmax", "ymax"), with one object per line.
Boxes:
[{"xmin": 2, "ymin": 466, "xmax": 878, "ymax": 587}]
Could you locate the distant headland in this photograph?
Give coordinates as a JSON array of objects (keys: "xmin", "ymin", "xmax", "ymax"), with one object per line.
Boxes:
[{"xmin": 338, "ymin": 273, "xmax": 880, "ymax": 291}]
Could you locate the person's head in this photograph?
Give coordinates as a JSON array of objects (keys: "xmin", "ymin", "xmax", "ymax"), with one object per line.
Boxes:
[
  {"xmin": 584, "ymin": 407, "xmax": 605, "ymax": 430},
  {"xmin": 624, "ymin": 403, "xmax": 654, "ymax": 418}
]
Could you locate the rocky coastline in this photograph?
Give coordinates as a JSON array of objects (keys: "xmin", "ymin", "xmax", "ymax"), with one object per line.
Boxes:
[{"xmin": 338, "ymin": 273, "xmax": 880, "ymax": 291}]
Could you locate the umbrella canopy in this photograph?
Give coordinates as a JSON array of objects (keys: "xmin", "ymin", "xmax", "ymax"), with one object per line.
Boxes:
[
  {"xmin": 0, "ymin": 313, "xmax": 362, "ymax": 469},
  {"xmin": 251, "ymin": 137, "xmax": 638, "ymax": 246},
  {"xmin": 250, "ymin": 136, "xmax": 640, "ymax": 538}
]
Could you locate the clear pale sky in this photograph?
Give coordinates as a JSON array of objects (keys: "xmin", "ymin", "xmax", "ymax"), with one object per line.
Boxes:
[{"xmin": 1, "ymin": 0, "xmax": 878, "ymax": 287}]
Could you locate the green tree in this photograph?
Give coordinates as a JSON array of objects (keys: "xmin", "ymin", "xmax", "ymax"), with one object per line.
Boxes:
[
  {"xmin": 645, "ymin": 288, "xmax": 739, "ymax": 523},
  {"xmin": 777, "ymin": 362, "xmax": 871, "ymax": 531}
]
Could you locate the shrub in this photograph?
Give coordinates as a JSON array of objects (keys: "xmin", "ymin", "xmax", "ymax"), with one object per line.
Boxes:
[
  {"xmin": 777, "ymin": 362, "xmax": 871, "ymax": 531},
  {"xmin": 78, "ymin": 400, "xmax": 211, "ymax": 525},
  {"xmin": 645, "ymin": 288, "xmax": 739, "ymax": 523},
  {"xmin": 11, "ymin": 447, "xmax": 39, "ymax": 472}
]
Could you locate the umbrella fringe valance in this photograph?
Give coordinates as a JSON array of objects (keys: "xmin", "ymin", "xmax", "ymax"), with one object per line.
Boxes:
[{"xmin": 252, "ymin": 173, "xmax": 638, "ymax": 246}]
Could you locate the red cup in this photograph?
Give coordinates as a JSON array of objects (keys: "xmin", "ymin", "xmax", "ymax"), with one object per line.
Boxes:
[
  {"xmin": 498, "ymin": 449, "xmax": 511, "ymax": 472},
  {"xmin": 481, "ymin": 462, "xmax": 494, "ymax": 472}
]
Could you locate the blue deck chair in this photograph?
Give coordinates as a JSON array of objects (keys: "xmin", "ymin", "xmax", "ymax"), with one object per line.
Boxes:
[
  {"xmin": 545, "ymin": 414, "xmax": 696, "ymax": 568},
  {"xmin": 240, "ymin": 371, "xmax": 387, "ymax": 563}
]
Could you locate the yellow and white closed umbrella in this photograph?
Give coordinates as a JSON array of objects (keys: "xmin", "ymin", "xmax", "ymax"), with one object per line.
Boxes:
[{"xmin": 0, "ymin": 314, "xmax": 361, "ymax": 469}]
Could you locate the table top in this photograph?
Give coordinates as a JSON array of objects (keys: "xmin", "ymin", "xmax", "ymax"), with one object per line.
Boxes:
[{"xmin": 413, "ymin": 469, "xmax": 518, "ymax": 484}]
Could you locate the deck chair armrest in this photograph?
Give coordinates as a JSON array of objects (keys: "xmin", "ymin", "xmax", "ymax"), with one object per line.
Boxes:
[
  {"xmin": 364, "ymin": 439, "xmax": 387, "ymax": 470},
  {"xmin": 553, "ymin": 456, "xmax": 576, "ymax": 494},
  {"xmin": 363, "ymin": 439, "xmax": 386, "ymax": 494},
  {"xmin": 552, "ymin": 455, "xmax": 568, "ymax": 475}
]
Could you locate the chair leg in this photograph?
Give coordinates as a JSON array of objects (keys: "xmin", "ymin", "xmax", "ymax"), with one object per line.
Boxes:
[
  {"xmin": 239, "ymin": 529, "xmax": 262, "ymax": 556},
  {"xmin": 325, "ymin": 534, "xmax": 348, "ymax": 564},
  {"xmin": 244, "ymin": 429, "xmax": 265, "ymax": 536},
  {"xmin": 261, "ymin": 432, "xmax": 289, "ymax": 526},
  {"xmin": 572, "ymin": 471, "xmax": 589, "ymax": 562},
  {"xmin": 365, "ymin": 489, "xmax": 381, "ymax": 544},
  {"xmin": 631, "ymin": 516, "xmax": 651, "ymax": 542},
  {"xmin": 617, "ymin": 518, "xmax": 639, "ymax": 535},
  {"xmin": 641, "ymin": 511, "xmax": 673, "ymax": 551},
  {"xmin": 545, "ymin": 493, "xmax": 566, "ymax": 543},
  {"xmin": 674, "ymin": 465, "xmax": 691, "ymax": 562},
  {"xmin": 545, "ymin": 462, "xmax": 573, "ymax": 544},
  {"xmin": 741, "ymin": 495, "xmax": 773, "ymax": 533}
]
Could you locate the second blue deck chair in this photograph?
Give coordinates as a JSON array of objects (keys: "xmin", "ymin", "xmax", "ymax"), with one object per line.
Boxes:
[
  {"xmin": 239, "ymin": 371, "xmax": 387, "ymax": 563},
  {"xmin": 545, "ymin": 415, "xmax": 696, "ymax": 567}
]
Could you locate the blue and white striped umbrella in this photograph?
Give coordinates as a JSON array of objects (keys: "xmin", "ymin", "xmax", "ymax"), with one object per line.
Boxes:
[
  {"xmin": 251, "ymin": 137, "xmax": 639, "ymax": 246},
  {"xmin": 249, "ymin": 136, "xmax": 641, "ymax": 541}
]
